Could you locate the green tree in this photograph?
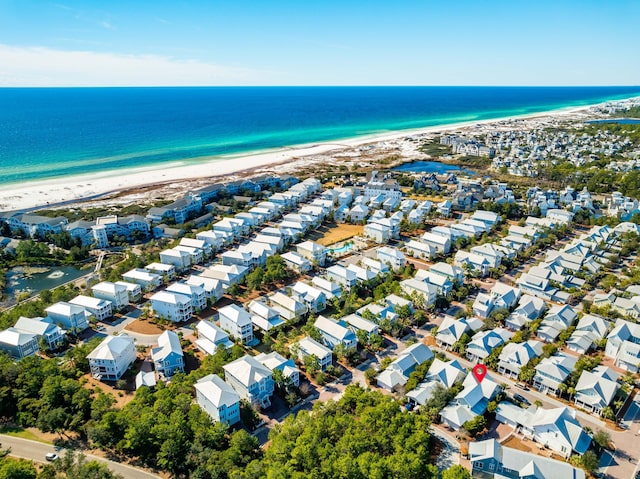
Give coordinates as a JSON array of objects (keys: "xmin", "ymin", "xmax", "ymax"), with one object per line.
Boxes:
[{"xmin": 441, "ymin": 464, "xmax": 471, "ymax": 479}]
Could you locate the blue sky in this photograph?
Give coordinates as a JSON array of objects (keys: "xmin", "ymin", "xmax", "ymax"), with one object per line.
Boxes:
[{"xmin": 0, "ymin": 0, "xmax": 638, "ymax": 86}]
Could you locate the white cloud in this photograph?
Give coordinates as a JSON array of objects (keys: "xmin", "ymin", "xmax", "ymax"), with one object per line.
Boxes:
[{"xmin": 0, "ymin": 44, "xmax": 272, "ymax": 86}]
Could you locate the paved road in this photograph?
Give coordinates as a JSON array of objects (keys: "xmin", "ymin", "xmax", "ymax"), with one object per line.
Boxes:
[{"xmin": 0, "ymin": 435, "xmax": 161, "ymax": 479}]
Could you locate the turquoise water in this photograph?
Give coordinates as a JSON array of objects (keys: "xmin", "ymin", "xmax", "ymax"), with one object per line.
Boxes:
[
  {"xmin": 393, "ymin": 160, "xmax": 475, "ymax": 175},
  {"xmin": 0, "ymin": 86, "xmax": 639, "ymax": 186},
  {"xmin": 327, "ymin": 243, "xmax": 354, "ymax": 254},
  {"xmin": 4, "ymin": 265, "xmax": 88, "ymax": 303}
]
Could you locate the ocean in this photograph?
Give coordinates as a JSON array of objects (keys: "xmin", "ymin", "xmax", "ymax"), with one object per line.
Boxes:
[{"xmin": 1, "ymin": 86, "xmax": 639, "ymax": 186}]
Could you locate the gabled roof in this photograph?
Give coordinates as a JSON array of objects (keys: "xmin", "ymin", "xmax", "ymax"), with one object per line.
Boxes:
[
  {"xmin": 87, "ymin": 335, "xmax": 134, "ymax": 361},
  {"xmin": 223, "ymin": 355, "xmax": 272, "ymax": 386},
  {"xmin": 151, "ymin": 330, "xmax": 183, "ymax": 362},
  {"xmin": 195, "ymin": 374, "xmax": 240, "ymax": 408}
]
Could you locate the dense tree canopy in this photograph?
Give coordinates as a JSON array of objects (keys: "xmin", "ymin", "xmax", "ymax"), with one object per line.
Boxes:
[{"xmin": 261, "ymin": 385, "xmax": 438, "ymax": 479}]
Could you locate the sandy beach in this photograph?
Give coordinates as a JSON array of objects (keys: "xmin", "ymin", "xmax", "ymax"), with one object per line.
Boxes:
[{"xmin": 0, "ymin": 99, "xmax": 625, "ymax": 213}]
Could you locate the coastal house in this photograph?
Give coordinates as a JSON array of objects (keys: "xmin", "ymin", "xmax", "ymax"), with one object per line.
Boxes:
[
  {"xmin": 45, "ymin": 302, "xmax": 90, "ymax": 331},
  {"xmin": 495, "ymin": 403, "xmax": 591, "ymax": 458},
  {"xmin": 200, "ymin": 264, "xmax": 247, "ymax": 290},
  {"xmin": 281, "ymin": 251, "xmax": 311, "ymax": 273},
  {"xmin": 150, "ymin": 291, "xmax": 193, "ymax": 323},
  {"xmin": 247, "ymin": 300, "xmax": 284, "ymax": 332},
  {"xmin": 296, "ymin": 241, "xmax": 327, "ymax": 266},
  {"xmin": 364, "ymin": 222, "xmax": 391, "ymax": 243},
  {"xmin": 0, "ymin": 328, "xmax": 39, "ymax": 359},
  {"xmin": 574, "ymin": 366, "xmax": 620, "ymax": 415},
  {"xmin": 87, "ymin": 334, "xmax": 136, "ymax": 382},
  {"xmin": 268, "ymin": 291, "xmax": 307, "ymax": 321},
  {"xmin": 439, "ymin": 372, "xmax": 501, "ymax": 430},
  {"xmin": 195, "ymin": 319, "xmax": 234, "ymax": 355},
  {"xmin": 195, "ymin": 374, "xmax": 241, "ymax": 426},
  {"xmin": 453, "ymin": 250, "xmax": 491, "ymax": 277},
  {"xmin": 115, "ymin": 281, "xmax": 142, "ymax": 303},
  {"xmin": 326, "ymin": 265, "xmax": 357, "ymax": 290},
  {"xmin": 223, "ymin": 355, "xmax": 274, "ymax": 409},
  {"xmin": 429, "ymin": 262, "xmax": 464, "ymax": 284},
  {"xmin": 537, "ymin": 304, "xmax": 577, "ymax": 343},
  {"xmin": 311, "ymin": 276, "xmax": 342, "ymax": 300},
  {"xmin": 406, "ymin": 359, "xmax": 466, "ymax": 407},
  {"xmin": 69, "ymin": 295, "xmax": 113, "ymax": 322},
  {"xmin": 533, "ymin": 353, "xmax": 578, "ymax": 396},
  {"xmin": 400, "ymin": 278, "xmax": 437, "ymax": 307},
  {"xmin": 420, "ymin": 232, "xmax": 451, "ymax": 254},
  {"xmin": 376, "ymin": 343, "xmax": 434, "ymax": 391},
  {"xmin": 403, "ymin": 239, "xmax": 435, "ymax": 260},
  {"xmin": 435, "ymin": 316, "xmax": 483, "ymax": 350},
  {"xmin": 255, "ymin": 351, "xmax": 300, "ymax": 388},
  {"xmin": 505, "ymin": 294, "xmax": 546, "ymax": 331},
  {"xmin": 290, "ymin": 281, "xmax": 327, "ymax": 313},
  {"xmin": 465, "ymin": 328, "xmax": 514, "ymax": 363},
  {"xmin": 122, "ymin": 268, "xmax": 162, "ymax": 291},
  {"xmin": 341, "ymin": 313, "xmax": 379, "ymax": 338},
  {"xmin": 497, "ymin": 340, "xmax": 544, "ymax": 379},
  {"xmin": 151, "ymin": 330, "xmax": 184, "ymax": 378},
  {"xmin": 185, "ymin": 275, "xmax": 223, "ymax": 303},
  {"xmin": 414, "ymin": 270, "xmax": 453, "ymax": 296},
  {"xmin": 218, "ymin": 304, "xmax": 254, "ymax": 344},
  {"xmin": 91, "ymin": 282, "xmax": 129, "ymax": 310},
  {"xmin": 166, "ymin": 282, "xmax": 207, "ymax": 312},
  {"xmin": 145, "ymin": 262, "xmax": 176, "ymax": 280},
  {"xmin": 295, "ymin": 336, "xmax": 332, "ymax": 371},
  {"xmin": 160, "ymin": 248, "xmax": 192, "ymax": 271},
  {"xmin": 314, "ymin": 315, "xmax": 357, "ymax": 350},
  {"xmin": 13, "ymin": 316, "xmax": 65, "ymax": 350},
  {"xmin": 567, "ymin": 314, "xmax": 611, "ymax": 354},
  {"xmin": 605, "ymin": 318, "xmax": 640, "ymax": 372},
  {"xmin": 469, "ymin": 439, "xmax": 585, "ymax": 479}
]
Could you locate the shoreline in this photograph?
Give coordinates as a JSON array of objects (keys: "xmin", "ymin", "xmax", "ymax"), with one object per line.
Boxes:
[{"xmin": 2, "ymin": 95, "xmax": 638, "ymax": 213}]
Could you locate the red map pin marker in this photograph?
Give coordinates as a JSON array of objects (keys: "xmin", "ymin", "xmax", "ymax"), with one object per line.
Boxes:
[{"xmin": 473, "ymin": 364, "xmax": 487, "ymax": 383}]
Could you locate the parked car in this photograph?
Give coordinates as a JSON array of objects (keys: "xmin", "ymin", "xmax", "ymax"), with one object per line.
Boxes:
[
  {"xmin": 514, "ymin": 382, "xmax": 529, "ymax": 391},
  {"xmin": 513, "ymin": 393, "xmax": 530, "ymax": 405},
  {"xmin": 45, "ymin": 453, "xmax": 59, "ymax": 462}
]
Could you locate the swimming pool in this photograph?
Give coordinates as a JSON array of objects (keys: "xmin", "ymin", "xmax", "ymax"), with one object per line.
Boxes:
[{"xmin": 327, "ymin": 242, "xmax": 354, "ymax": 254}]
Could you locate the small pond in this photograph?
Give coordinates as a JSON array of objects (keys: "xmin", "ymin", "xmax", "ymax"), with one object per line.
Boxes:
[
  {"xmin": 392, "ymin": 160, "xmax": 474, "ymax": 174},
  {"xmin": 3, "ymin": 265, "xmax": 89, "ymax": 302}
]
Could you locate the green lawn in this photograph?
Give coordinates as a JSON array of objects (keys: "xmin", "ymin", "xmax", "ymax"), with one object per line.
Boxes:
[{"xmin": 0, "ymin": 427, "xmax": 52, "ymax": 444}]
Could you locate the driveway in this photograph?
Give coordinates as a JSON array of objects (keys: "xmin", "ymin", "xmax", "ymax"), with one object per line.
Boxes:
[{"xmin": 429, "ymin": 426, "xmax": 461, "ymax": 471}]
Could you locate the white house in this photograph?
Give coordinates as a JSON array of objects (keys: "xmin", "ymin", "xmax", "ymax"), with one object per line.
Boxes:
[
  {"xmin": 160, "ymin": 248, "xmax": 192, "ymax": 271},
  {"xmin": 281, "ymin": 251, "xmax": 311, "ymax": 273},
  {"xmin": 420, "ymin": 232, "xmax": 451, "ymax": 254},
  {"xmin": 269, "ymin": 291, "xmax": 307, "ymax": 321},
  {"xmin": 248, "ymin": 300, "xmax": 284, "ymax": 332},
  {"xmin": 166, "ymin": 282, "xmax": 207, "ymax": 312},
  {"xmin": 605, "ymin": 318, "xmax": 640, "ymax": 372},
  {"xmin": 400, "ymin": 278, "xmax": 437, "ymax": 307},
  {"xmin": 70, "ymin": 295, "xmax": 113, "ymax": 321},
  {"xmin": 533, "ymin": 353, "xmax": 578, "ymax": 395},
  {"xmin": 295, "ymin": 336, "xmax": 332, "ymax": 371},
  {"xmin": 414, "ymin": 270, "xmax": 453, "ymax": 296},
  {"xmin": 185, "ymin": 275, "xmax": 223, "ymax": 303},
  {"xmin": 439, "ymin": 372, "xmax": 501, "ymax": 430},
  {"xmin": 219, "ymin": 304, "xmax": 254, "ymax": 344},
  {"xmin": 122, "ymin": 268, "xmax": 162, "ymax": 291},
  {"xmin": 364, "ymin": 222, "xmax": 391, "ymax": 244},
  {"xmin": 429, "ymin": 262, "xmax": 464, "ymax": 284},
  {"xmin": 115, "ymin": 281, "xmax": 142, "ymax": 303},
  {"xmin": 326, "ymin": 265, "xmax": 357, "ymax": 290},
  {"xmin": 151, "ymin": 330, "xmax": 184, "ymax": 378},
  {"xmin": 195, "ymin": 319, "xmax": 234, "ymax": 355},
  {"xmin": 314, "ymin": 315, "xmax": 358, "ymax": 350},
  {"xmin": 45, "ymin": 302, "xmax": 89, "ymax": 331},
  {"xmin": 465, "ymin": 328, "xmax": 513, "ymax": 363},
  {"xmin": 87, "ymin": 334, "xmax": 136, "ymax": 381},
  {"xmin": 574, "ymin": 366, "xmax": 620, "ymax": 416},
  {"xmin": 144, "ymin": 262, "xmax": 176, "ymax": 281},
  {"xmin": 0, "ymin": 328, "xmax": 39, "ymax": 359},
  {"xmin": 404, "ymin": 240, "xmax": 435, "ymax": 260},
  {"xmin": 436, "ymin": 316, "xmax": 483, "ymax": 350},
  {"xmin": 13, "ymin": 316, "xmax": 65, "ymax": 350},
  {"xmin": 92, "ymin": 282, "xmax": 129, "ymax": 310},
  {"xmin": 497, "ymin": 340, "xmax": 544, "ymax": 379},
  {"xmin": 290, "ymin": 281, "xmax": 327, "ymax": 313},
  {"xmin": 150, "ymin": 291, "xmax": 193, "ymax": 323},
  {"xmin": 311, "ymin": 276, "xmax": 342, "ymax": 300},
  {"xmin": 255, "ymin": 351, "xmax": 300, "ymax": 387},
  {"xmin": 454, "ymin": 251, "xmax": 491, "ymax": 277},
  {"xmin": 376, "ymin": 343, "xmax": 434, "ymax": 391},
  {"xmin": 537, "ymin": 304, "xmax": 577, "ymax": 343},
  {"xmin": 296, "ymin": 241, "xmax": 327, "ymax": 266},
  {"xmin": 195, "ymin": 374, "xmax": 241, "ymax": 425},
  {"xmin": 505, "ymin": 294, "xmax": 546, "ymax": 331},
  {"xmin": 407, "ymin": 358, "xmax": 466, "ymax": 406},
  {"xmin": 567, "ymin": 314, "xmax": 611, "ymax": 354}
]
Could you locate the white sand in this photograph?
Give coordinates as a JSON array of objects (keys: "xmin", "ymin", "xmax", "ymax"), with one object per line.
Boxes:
[{"xmin": 0, "ymin": 102, "xmax": 611, "ymax": 212}]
